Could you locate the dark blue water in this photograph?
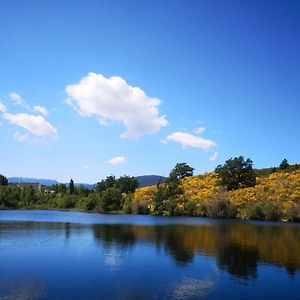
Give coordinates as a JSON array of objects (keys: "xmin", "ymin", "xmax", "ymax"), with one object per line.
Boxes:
[{"xmin": 0, "ymin": 210, "xmax": 299, "ymax": 299}]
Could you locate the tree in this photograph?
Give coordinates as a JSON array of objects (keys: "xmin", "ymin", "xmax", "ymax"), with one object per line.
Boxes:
[
  {"xmin": 0, "ymin": 174, "xmax": 8, "ymax": 186},
  {"xmin": 215, "ymin": 156, "xmax": 256, "ymax": 191},
  {"xmin": 69, "ymin": 179, "xmax": 75, "ymax": 194},
  {"xmin": 279, "ymin": 159, "xmax": 289, "ymax": 170},
  {"xmin": 96, "ymin": 175, "xmax": 116, "ymax": 193},
  {"xmin": 116, "ymin": 176, "xmax": 139, "ymax": 194},
  {"xmin": 169, "ymin": 163, "xmax": 194, "ymax": 179},
  {"xmin": 99, "ymin": 187, "xmax": 122, "ymax": 212}
]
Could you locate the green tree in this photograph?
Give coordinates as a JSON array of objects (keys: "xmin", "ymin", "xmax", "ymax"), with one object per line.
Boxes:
[
  {"xmin": 279, "ymin": 159, "xmax": 289, "ymax": 170},
  {"xmin": 215, "ymin": 156, "xmax": 256, "ymax": 191},
  {"xmin": 169, "ymin": 163, "xmax": 194, "ymax": 179},
  {"xmin": 116, "ymin": 176, "xmax": 139, "ymax": 194},
  {"xmin": 0, "ymin": 174, "xmax": 8, "ymax": 186},
  {"xmin": 99, "ymin": 187, "xmax": 122, "ymax": 212},
  {"xmin": 69, "ymin": 179, "xmax": 75, "ymax": 194},
  {"xmin": 96, "ymin": 175, "xmax": 116, "ymax": 192}
]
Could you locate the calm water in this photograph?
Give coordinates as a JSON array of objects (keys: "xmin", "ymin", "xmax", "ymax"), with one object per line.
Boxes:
[{"xmin": 0, "ymin": 210, "xmax": 300, "ymax": 299}]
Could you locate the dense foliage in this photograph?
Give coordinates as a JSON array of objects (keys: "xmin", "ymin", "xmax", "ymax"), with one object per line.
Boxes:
[
  {"xmin": 1, "ymin": 158, "xmax": 300, "ymax": 222},
  {"xmin": 215, "ymin": 156, "xmax": 256, "ymax": 190}
]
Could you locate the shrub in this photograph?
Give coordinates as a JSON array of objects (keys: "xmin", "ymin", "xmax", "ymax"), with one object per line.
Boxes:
[
  {"xmin": 243, "ymin": 202, "xmax": 282, "ymax": 221},
  {"xmin": 286, "ymin": 205, "xmax": 300, "ymax": 222},
  {"xmin": 206, "ymin": 190, "xmax": 236, "ymax": 218},
  {"xmin": 185, "ymin": 200, "xmax": 197, "ymax": 216}
]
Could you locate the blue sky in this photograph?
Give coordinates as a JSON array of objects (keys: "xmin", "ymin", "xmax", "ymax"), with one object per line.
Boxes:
[{"xmin": 0, "ymin": 0, "xmax": 299, "ymax": 183}]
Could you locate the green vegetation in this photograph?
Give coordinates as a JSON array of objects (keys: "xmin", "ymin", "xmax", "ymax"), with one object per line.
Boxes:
[
  {"xmin": 1, "ymin": 157, "xmax": 300, "ymax": 222},
  {"xmin": 215, "ymin": 156, "xmax": 256, "ymax": 190}
]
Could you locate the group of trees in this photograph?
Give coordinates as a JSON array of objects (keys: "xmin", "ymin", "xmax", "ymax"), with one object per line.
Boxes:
[
  {"xmin": 1, "ymin": 157, "xmax": 298, "ymax": 222},
  {"xmin": 0, "ymin": 174, "xmax": 139, "ymax": 212}
]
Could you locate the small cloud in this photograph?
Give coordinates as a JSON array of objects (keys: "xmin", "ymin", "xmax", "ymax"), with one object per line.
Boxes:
[
  {"xmin": 14, "ymin": 132, "xmax": 30, "ymax": 143},
  {"xmin": 165, "ymin": 131, "xmax": 216, "ymax": 150},
  {"xmin": 65, "ymin": 72, "xmax": 168, "ymax": 139},
  {"xmin": 108, "ymin": 156, "xmax": 127, "ymax": 165},
  {"xmin": 33, "ymin": 105, "xmax": 48, "ymax": 116},
  {"xmin": 193, "ymin": 127, "xmax": 205, "ymax": 134},
  {"xmin": 210, "ymin": 151, "xmax": 218, "ymax": 161},
  {"xmin": 0, "ymin": 102, "xmax": 7, "ymax": 113},
  {"xmin": 83, "ymin": 165, "xmax": 90, "ymax": 169},
  {"xmin": 9, "ymin": 92, "xmax": 30, "ymax": 109}
]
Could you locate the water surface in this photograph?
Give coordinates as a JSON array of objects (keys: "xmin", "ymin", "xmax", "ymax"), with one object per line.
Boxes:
[{"xmin": 0, "ymin": 210, "xmax": 299, "ymax": 299}]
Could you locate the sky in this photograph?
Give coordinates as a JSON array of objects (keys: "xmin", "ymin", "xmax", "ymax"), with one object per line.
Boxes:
[{"xmin": 0, "ymin": 0, "xmax": 300, "ymax": 183}]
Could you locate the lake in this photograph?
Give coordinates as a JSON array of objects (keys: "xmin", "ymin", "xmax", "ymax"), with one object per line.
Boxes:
[{"xmin": 0, "ymin": 210, "xmax": 299, "ymax": 299}]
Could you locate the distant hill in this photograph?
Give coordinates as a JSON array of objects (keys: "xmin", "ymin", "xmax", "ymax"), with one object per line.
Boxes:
[
  {"xmin": 8, "ymin": 175, "xmax": 167, "ymax": 189},
  {"xmin": 8, "ymin": 177, "xmax": 59, "ymax": 186},
  {"xmin": 136, "ymin": 175, "xmax": 167, "ymax": 187}
]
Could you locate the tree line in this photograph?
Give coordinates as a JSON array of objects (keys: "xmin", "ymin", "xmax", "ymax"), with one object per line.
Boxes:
[{"xmin": 0, "ymin": 157, "xmax": 299, "ymax": 221}]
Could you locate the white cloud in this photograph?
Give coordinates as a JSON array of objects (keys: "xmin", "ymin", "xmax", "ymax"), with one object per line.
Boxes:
[
  {"xmin": 108, "ymin": 156, "xmax": 127, "ymax": 165},
  {"xmin": 33, "ymin": 105, "xmax": 48, "ymax": 116},
  {"xmin": 3, "ymin": 112, "xmax": 57, "ymax": 137},
  {"xmin": 65, "ymin": 72, "xmax": 168, "ymax": 139},
  {"xmin": 9, "ymin": 92, "xmax": 29, "ymax": 109},
  {"xmin": 165, "ymin": 131, "xmax": 216, "ymax": 150},
  {"xmin": 0, "ymin": 102, "xmax": 7, "ymax": 113},
  {"xmin": 193, "ymin": 127, "xmax": 205, "ymax": 134},
  {"xmin": 210, "ymin": 151, "xmax": 218, "ymax": 161},
  {"xmin": 83, "ymin": 165, "xmax": 90, "ymax": 169}
]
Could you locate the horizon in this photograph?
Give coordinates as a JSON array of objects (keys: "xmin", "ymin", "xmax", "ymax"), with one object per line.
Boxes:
[{"xmin": 1, "ymin": 0, "xmax": 299, "ymax": 182}]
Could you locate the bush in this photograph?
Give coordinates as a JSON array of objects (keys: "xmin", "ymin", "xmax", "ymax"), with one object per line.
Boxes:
[
  {"xmin": 185, "ymin": 200, "xmax": 197, "ymax": 216},
  {"xmin": 122, "ymin": 194, "xmax": 133, "ymax": 214},
  {"xmin": 131, "ymin": 200, "xmax": 149, "ymax": 214},
  {"xmin": 243, "ymin": 202, "xmax": 282, "ymax": 221},
  {"xmin": 206, "ymin": 190, "xmax": 236, "ymax": 218},
  {"xmin": 286, "ymin": 205, "xmax": 300, "ymax": 222}
]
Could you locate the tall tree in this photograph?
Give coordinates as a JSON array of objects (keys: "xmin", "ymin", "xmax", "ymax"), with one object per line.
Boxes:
[
  {"xmin": 279, "ymin": 159, "xmax": 289, "ymax": 170},
  {"xmin": 215, "ymin": 156, "xmax": 256, "ymax": 191},
  {"xmin": 69, "ymin": 179, "xmax": 75, "ymax": 194},
  {"xmin": 0, "ymin": 174, "xmax": 8, "ymax": 186},
  {"xmin": 169, "ymin": 163, "xmax": 194, "ymax": 179}
]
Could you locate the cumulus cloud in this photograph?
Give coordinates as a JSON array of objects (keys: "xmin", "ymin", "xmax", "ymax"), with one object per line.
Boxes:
[
  {"xmin": 33, "ymin": 105, "xmax": 48, "ymax": 116},
  {"xmin": 65, "ymin": 72, "xmax": 168, "ymax": 139},
  {"xmin": 165, "ymin": 131, "xmax": 216, "ymax": 150},
  {"xmin": 0, "ymin": 102, "xmax": 7, "ymax": 113},
  {"xmin": 210, "ymin": 151, "xmax": 218, "ymax": 161},
  {"xmin": 3, "ymin": 113, "xmax": 57, "ymax": 138},
  {"xmin": 108, "ymin": 156, "xmax": 127, "ymax": 165},
  {"xmin": 193, "ymin": 127, "xmax": 206, "ymax": 134}
]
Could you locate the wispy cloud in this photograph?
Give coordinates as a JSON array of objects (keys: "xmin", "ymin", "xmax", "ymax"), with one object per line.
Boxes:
[
  {"xmin": 193, "ymin": 127, "xmax": 205, "ymax": 134},
  {"xmin": 209, "ymin": 151, "xmax": 218, "ymax": 161},
  {"xmin": 9, "ymin": 92, "xmax": 30, "ymax": 110},
  {"xmin": 65, "ymin": 72, "xmax": 168, "ymax": 139},
  {"xmin": 33, "ymin": 105, "xmax": 48, "ymax": 116},
  {"xmin": 0, "ymin": 102, "xmax": 7, "ymax": 113}
]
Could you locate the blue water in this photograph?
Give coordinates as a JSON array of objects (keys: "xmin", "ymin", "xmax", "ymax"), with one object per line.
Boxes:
[{"xmin": 0, "ymin": 210, "xmax": 299, "ymax": 299}]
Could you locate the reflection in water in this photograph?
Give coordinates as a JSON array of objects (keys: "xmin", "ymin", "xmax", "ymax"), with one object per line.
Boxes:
[
  {"xmin": 92, "ymin": 223, "xmax": 300, "ymax": 279},
  {"xmin": 1, "ymin": 214, "xmax": 300, "ymax": 300}
]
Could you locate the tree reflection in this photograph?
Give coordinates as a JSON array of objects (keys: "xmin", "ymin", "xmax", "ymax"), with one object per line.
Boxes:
[{"xmin": 92, "ymin": 222, "xmax": 300, "ymax": 279}]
